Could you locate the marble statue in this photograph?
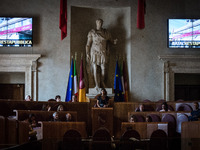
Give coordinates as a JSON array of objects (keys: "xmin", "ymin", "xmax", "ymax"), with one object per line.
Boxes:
[{"xmin": 86, "ymin": 19, "xmax": 117, "ymax": 91}]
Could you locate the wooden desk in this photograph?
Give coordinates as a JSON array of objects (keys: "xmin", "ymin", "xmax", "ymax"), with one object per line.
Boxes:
[{"xmin": 92, "ymin": 108, "xmax": 113, "ymax": 135}]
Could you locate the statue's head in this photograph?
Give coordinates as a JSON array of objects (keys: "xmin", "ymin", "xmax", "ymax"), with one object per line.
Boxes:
[{"xmin": 96, "ymin": 19, "xmax": 103, "ymax": 29}]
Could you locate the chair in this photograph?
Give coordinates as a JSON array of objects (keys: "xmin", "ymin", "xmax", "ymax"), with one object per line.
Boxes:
[
  {"xmin": 148, "ymin": 114, "xmax": 161, "ymax": 122},
  {"xmin": 157, "ymin": 99, "xmax": 166, "ymax": 103},
  {"xmin": 143, "ymin": 99, "xmax": 152, "ymax": 103},
  {"xmin": 62, "ymin": 129, "xmax": 82, "ymax": 150},
  {"xmin": 177, "ymin": 104, "xmax": 193, "ymax": 111},
  {"xmin": 134, "ymin": 114, "xmax": 145, "ymax": 122},
  {"xmin": 150, "ymin": 129, "xmax": 168, "ymax": 150},
  {"xmin": 121, "ymin": 129, "xmax": 140, "ymax": 140},
  {"xmin": 176, "ymin": 114, "xmax": 188, "ymax": 133},
  {"xmin": 92, "ymin": 127, "xmax": 112, "ymax": 150},
  {"xmin": 162, "ymin": 114, "xmax": 176, "ymax": 137},
  {"xmin": 120, "ymin": 129, "xmax": 140, "ymax": 150},
  {"xmin": 176, "ymin": 99, "xmax": 184, "ymax": 102}
]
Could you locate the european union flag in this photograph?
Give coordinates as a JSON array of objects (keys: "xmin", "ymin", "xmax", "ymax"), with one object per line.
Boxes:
[
  {"xmin": 114, "ymin": 60, "xmax": 124, "ymax": 102},
  {"xmin": 65, "ymin": 59, "xmax": 74, "ymax": 102}
]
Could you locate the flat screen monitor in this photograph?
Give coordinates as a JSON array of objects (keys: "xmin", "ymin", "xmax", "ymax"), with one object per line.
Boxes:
[
  {"xmin": 168, "ymin": 19, "xmax": 200, "ymax": 48},
  {"xmin": 0, "ymin": 17, "xmax": 33, "ymax": 47}
]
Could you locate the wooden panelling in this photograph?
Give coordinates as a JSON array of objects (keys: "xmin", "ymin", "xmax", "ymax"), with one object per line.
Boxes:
[
  {"xmin": 121, "ymin": 122, "xmax": 168, "ymax": 139},
  {"xmin": 181, "ymin": 121, "xmax": 200, "ymax": 150}
]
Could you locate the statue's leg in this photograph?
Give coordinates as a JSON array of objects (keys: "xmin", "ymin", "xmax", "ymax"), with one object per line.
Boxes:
[
  {"xmin": 101, "ymin": 64, "xmax": 106, "ymax": 88},
  {"xmin": 93, "ymin": 63, "xmax": 99, "ymax": 90}
]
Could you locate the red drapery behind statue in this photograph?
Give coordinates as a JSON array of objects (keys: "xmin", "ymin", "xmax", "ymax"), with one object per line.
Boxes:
[
  {"xmin": 137, "ymin": 0, "xmax": 146, "ymax": 29},
  {"xmin": 59, "ymin": 0, "xmax": 67, "ymax": 40}
]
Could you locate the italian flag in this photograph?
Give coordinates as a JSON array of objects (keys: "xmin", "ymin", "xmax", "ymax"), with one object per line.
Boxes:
[
  {"xmin": 78, "ymin": 58, "xmax": 86, "ymax": 102},
  {"xmin": 73, "ymin": 58, "xmax": 78, "ymax": 97}
]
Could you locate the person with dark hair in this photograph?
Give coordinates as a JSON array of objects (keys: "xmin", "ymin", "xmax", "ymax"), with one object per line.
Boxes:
[
  {"xmin": 188, "ymin": 102, "xmax": 200, "ymax": 121},
  {"xmin": 129, "ymin": 115, "xmax": 137, "ymax": 122},
  {"xmin": 28, "ymin": 113, "xmax": 38, "ymax": 127},
  {"xmin": 146, "ymin": 115, "xmax": 152, "ymax": 122},
  {"xmin": 24, "ymin": 114, "xmax": 37, "ymax": 141},
  {"xmin": 71, "ymin": 94, "xmax": 78, "ymax": 102},
  {"xmin": 159, "ymin": 102, "xmax": 170, "ymax": 112},
  {"xmin": 55, "ymin": 95, "xmax": 61, "ymax": 102},
  {"xmin": 96, "ymin": 88, "xmax": 109, "ymax": 108}
]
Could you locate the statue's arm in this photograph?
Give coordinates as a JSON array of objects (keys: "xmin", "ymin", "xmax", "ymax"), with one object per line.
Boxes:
[{"xmin": 86, "ymin": 33, "xmax": 93, "ymax": 63}]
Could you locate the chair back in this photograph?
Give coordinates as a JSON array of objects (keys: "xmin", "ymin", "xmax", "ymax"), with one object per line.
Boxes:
[
  {"xmin": 62, "ymin": 129, "xmax": 82, "ymax": 150},
  {"xmin": 176, "ymin": 114, "xmax": 188, "ymax": 133},
  {"xmin": 162, "ymin": 114, "xmax": 176, "ymax": 137},
  {"xmin": 149, "ymin": 114, "xmax": 161, "ymax": 122},
  {"xmin": 120, "ymin": 129, "xmax": 140, "ymax": 150},
  {"xmin": 177, "ymin": 104, "xmax": 193, "ymax": 111},
  {"xmin": 92, "ymin": 128, "xmax": 112, "ymax": 150},
  {"xmin": 150, "ymin": 129, "xmax": 168, "ymax": 150},
  {"xmin": 121, "ymin": 129, "xmax": 140, "ymax": 140}
]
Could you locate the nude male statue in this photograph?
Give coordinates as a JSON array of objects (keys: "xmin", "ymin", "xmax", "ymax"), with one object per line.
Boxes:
[{"xmin": 86, "ymin": 19, "xmax": 117, "ymax": 90}]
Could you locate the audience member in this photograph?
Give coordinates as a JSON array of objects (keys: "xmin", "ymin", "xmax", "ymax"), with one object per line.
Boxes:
[
  {"xmin": 24, "ymin": 114, "xmax": 37, "ymax": 141},
  {"xmin": 96, "ymin": 88, "xmax": 109, "ymax": 108},
  {"xmin": 42, "ymin": 104, "xmax": 51, "ymax": 111},
  {"xmin": 188, "ymin": 102, "xmax": 200, "ymax": 121},
  {"xmin": 135, "ymin": 104, "xmax": 145, "ymax": 112},
  {"xmin": 57, "ymin": 104, "xmax": 64, "ymax": 111},
  {"xmin": 28, "ymin": 113, "xmax": 38, "ymax": 127},
  {"xmin": 66, "ymin": 113, "xmax": 72, "ymax": 122},
  {"xmin": 159, "ymin": 102, "xmax": 170, "ymax": 112},
  {"xmin": 146, "ymin": 115, "xmax": 152, "ymax": 122},
  {"xmin": 55, "ymin": 95, "xmax": 61, "ymax": 102},
  {"xmin": 129, "ymin": 115, "xmax": 137, "ymax": 122},
  {"xmin": 25, "ymin": 95, "xmax": 32, "ymax": 101},
  {"xmin": 71, "ymin": 94, "xmax": 78, "ymax": 102},
  {"xmin": 52, "ymin": 112, "xmax": 60, "ymax": 122}
]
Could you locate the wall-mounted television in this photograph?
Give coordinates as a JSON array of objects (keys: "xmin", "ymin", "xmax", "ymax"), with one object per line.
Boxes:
[
  {"xmin": 0, "ymin": 17, "xmax": 32, "ymax": 47},
  {"xmin": 168, "ymin": 19, "xmax": 200, "ymax": 48}
]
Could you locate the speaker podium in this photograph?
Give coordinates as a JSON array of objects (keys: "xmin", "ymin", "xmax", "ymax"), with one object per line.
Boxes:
[{"xmin": 91, "ymin": 107, "xmax": 113, "ymax": 135}]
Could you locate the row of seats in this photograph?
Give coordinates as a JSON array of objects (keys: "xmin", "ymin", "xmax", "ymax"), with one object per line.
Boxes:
[
  {"xmin": 128, "ymin": 111, "xmax": 190, "ymax": 134},
  {"xmin": 0, "ymin": 116, "xmax": 29, "ymax": 148}
]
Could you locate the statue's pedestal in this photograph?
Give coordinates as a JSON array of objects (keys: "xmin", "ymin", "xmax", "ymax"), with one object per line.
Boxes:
[{"xmin": 86, "ymin": 88, "xmax": 114, "ymax": 98}]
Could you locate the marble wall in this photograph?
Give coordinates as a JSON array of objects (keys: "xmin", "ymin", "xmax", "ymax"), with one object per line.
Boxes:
[{"xmin": 0, "ymin": 0, "xmax": 200, "ymax": 101}]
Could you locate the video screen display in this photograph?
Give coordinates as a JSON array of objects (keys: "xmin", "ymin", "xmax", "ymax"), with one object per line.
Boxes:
[
  {"xmin": 0, "ymin": 17, "xmax": 32, "ymax": 47},
  {"xmin": 168, "ymin": 19, "xmax": 200, "ymax": 48}
]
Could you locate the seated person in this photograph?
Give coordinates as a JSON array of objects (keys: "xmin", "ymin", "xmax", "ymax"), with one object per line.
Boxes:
[
  {"xmin": 146, "ymin": 115, "xmax": 152, "ymax": 122},
  {"xmin": 42, "ymin": 104, "xmax": 51, "ymax": 111},
  {"xmin": 188, "ymin": 102, "xmax": 200, "ymax": 121},
  {"xmin": 57, "ymin": 104, "xmax": 64, "ymax": 111},
  {"xmin": 159, "ymin": 102, "xmax": 170, "ymax": 112},
  {"xmin": 71, "ymin": 94, "xmax": 78, "ymax": 102},
  {"xmin": 24, "ymin": 114, "xmax": 37, "ymax": 141},
  {"xmin": 55, "ymin": 95, "xmax": 61, "ymax": 102},
  {"xmin": 25, "ymin": 95, "xmax": 32, "ymax": 101},
  {"xmin": 52, "ymin": 112, "xmax": 60, "ymax": 122},
  {"xmin": 129, "ymin": 115, "xmax": 137, "ymax": 122},
  {"xmin": 135, "ymin": 104, "xmax": 145, "ymax": 112},
  {"xmin": 28, "ymin": 113, "xmax": 38, "ymax": 127},
  {"xmin": 66, "ymin": 113, "xmax": 72, "ymax": 122},
  {"xmin": 96, "ymin": 88, "xmax": 109, "ymax": 108}
]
